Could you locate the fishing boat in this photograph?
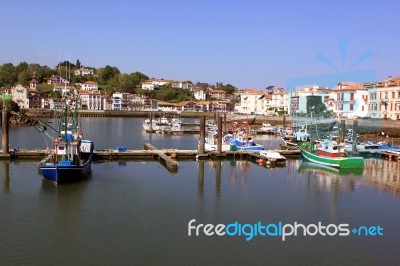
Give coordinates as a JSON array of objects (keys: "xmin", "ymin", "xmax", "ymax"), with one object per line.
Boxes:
[
  {"xmin": 298, "ymin": 140, "xmax": 364, "ymax": 169},
  {"xmin": 281, "ymin": 126, "xmax": 310, "ymax": 147},
  {"xmin": 224, "ymin": 133, "xmax": 264, "ymax": 151},
  {"xmin": 37, "ymin": 105, "xmax": 94, "ymax": 184}
]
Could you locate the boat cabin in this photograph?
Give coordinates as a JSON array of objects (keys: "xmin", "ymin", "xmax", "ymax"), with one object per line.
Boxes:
[{"xmin": 316, "ymin": 139, "xmax": 346, "ymax": 158}]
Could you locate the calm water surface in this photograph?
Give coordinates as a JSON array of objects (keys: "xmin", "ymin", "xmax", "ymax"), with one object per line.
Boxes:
[
  {"xmin": 7, "ymin": 117, "xmax": 280, "ymax": 150},
  {"xmin": 1, "ymin": 159, "xmax": 400, "ymax": 265},
  {"xmin": 1, "ymin": 118, "xmax": 400, "ymax": 265}
]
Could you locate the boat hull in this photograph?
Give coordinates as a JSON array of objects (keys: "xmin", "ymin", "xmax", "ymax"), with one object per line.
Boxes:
[
  {"xmin": 300, "ymin": 149, "xmax": 364, "ymax": 169},
  {"xmin": 40, "ymin": 154, "xmax": 93, "ymax": 184},
  {"xmin": 237, "ymin": 145, "xmax": 264, "ymax": 151},
  {"xmin": 224, "ymin": 135, "xmax": 264, "ymax": 151},
  {"xmin": 204, "ymin": 143, "xmax": 231, "ymax": 152}
]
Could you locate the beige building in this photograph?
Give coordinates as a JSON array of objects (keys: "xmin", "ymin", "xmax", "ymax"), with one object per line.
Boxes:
[
  {"xmin": 369, "ymin": 76, "xmax": 400, "ymax": 120},
  {"xmin": 271, "ymin": 89, "xmax": 288, "ymax": 113},
  {"xmin": 240, "ymin": 89, "xmax": 271, "ymax": 115}
]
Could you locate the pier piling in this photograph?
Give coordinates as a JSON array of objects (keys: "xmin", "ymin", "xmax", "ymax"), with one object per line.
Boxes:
[
  {"xmin": 217, "ymin": 115, "xmax": 223, "ymax": 155},
  {"xmin": 198, "ymin": 116, "xmax": 207, "ymax": 158},
  {"xmin": 340, "ymin": 120, "xmax": 346, "ymax": 143},
  {"xmin": 352, "ymin": 120, "xmax": 358, "ymax": 154},
  {"xmin": 2, "ymin": 108, "xmax": 9, "ymax": 155}
]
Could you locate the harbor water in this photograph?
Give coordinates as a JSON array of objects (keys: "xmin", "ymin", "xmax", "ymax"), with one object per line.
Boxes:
[{"xmin": 1, "ymin": 117, "xmax": 400, "ymax": 265}]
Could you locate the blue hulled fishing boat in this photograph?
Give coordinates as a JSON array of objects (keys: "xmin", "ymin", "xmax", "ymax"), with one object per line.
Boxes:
[{"xmin": 37, "ymin": 104, "xmax": 94, "ymax": 185}]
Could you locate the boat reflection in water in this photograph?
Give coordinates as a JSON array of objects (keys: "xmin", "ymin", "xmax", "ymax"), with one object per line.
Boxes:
[
  {"xmin": 297, "ymin": 159, "xmax": 400, "ymax": 195},
  {"xmin": 298, "ymin": 161, "xmax": 364, "ymax": 177}
]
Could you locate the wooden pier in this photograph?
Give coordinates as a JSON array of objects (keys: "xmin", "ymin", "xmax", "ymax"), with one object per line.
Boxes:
[
  {"xmin": 0, "ymin": 145, "xmax": 301, "ymax": 172},
  {"xmin": 380, "ymin": 150, "xmax": 400, "ymax": 162}
]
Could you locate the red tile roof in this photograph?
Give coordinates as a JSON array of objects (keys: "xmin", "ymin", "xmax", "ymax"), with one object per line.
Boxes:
[{"xmin": 332, "ymin": 82, "xmax": 366, "ymax": 91}]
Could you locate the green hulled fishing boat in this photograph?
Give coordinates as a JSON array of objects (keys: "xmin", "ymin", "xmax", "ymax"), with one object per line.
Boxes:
[{"xmin": 298, "ymin": 141, "xmax": 364, "ymax": 169}]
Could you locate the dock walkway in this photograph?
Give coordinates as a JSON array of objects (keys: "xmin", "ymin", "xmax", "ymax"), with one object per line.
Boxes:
[{"xmin": 0, "ymin": 144, "xmax": 302, "ymax": 173}]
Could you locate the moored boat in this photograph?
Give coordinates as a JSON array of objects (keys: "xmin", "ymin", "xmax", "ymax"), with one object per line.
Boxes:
[
  {"xmin": 37, "ymin": 105, "xmax": 94, "ymax": 184},
  {"xmin": 299, "ymin": 140, "xmax": 364, "ymax": 169},
  {"xmin": 224, "ymin": 133, "xmax": 264, "ymax": 151},
  {"xmin": 143, "ymin": 119, "xmax": 159, "ymax": 132},
  {"xmin": 281, "ymin": 126, "xmax": 310, "ymax": 146},
  {"xmin": 256, "ymin": 122, "xmax": 275, "ymax": 135},
  {"xmin": 170, "ymin": 120, "xmax": 184, "ymax": 135},
  {"xmin": 259, "ymin": 150, "xmax": 286, "ymax": 165},
  {"xmin": 202, "ymin": 132, "xmax": 232, "ymax": 152}
]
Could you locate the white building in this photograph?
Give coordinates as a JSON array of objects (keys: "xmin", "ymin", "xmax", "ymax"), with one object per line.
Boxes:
[
  {"xmin": 141, "ymin": 79, "xmax": 170, "ymax": 90},
  {"xmin": 209, "ymin": 89, "xmax": 227, "ymax": 100},
  {"xmin": 333, "ymin": 82, "xmax": 368, "ymax": 118},
  {"xmin": 364, "ymin": 77, "xmax": 400, "ymax": 120},
  {"xmin": 193, "ymin": 88, "xmax": 207, "ymax": 100},
  {"xmin": 47, "ymin": 75, "xmax": 70, "ymax": 85},
  {"xmin": 240, "ymin": 89, "xmax": 270, "ymax": 115},
  {"xmin": 79, "ymin": 90, "xmax": 102, "ymax": 110},
  {"xmin": 141, "ymin": 78, "xmax": 191, "ymax": 90},
  {"xmin": 171, "ymin": 80, "xmax": 190, "ymax": 90},
  {"xmin": 271, "ymin": 89, "xmax": 288, "ymax": 113},
  {"xmin": 11, "ymin": 85, "xmax": 30, "ymax": 109},
  {"xmin": 80, "ymin": 81, "xmax": 99, "ymax": 91},
  {"xmin": 288, "ymin": 85, "xmax": 330, "ymax": 115},
  {"xmin": 112, "ymin": 92, "xmax": 131, "ymax": 110},
  {"xmin": 75, "ymin": 67, "xmax": 95, "ymax": 76},
  {"xmin": 130, "ymin": 94, "xmax": 145, "ymax": 111},
  {"xmin": 53, "ymin": 85, "xmax": 75, "ymax": 95}
]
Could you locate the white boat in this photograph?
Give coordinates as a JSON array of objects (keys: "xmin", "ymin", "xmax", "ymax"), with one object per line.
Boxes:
[
  {"xmin": 171, "ymin": 120, "xmax": 184, "ymax": 135},
  {"xmin": 156, "ymin": 117, "xmax": 171, "ymax": 126},
  {"xmin": 205, "ymin": 120, "xmax": 218, "ymax": 133},
  {"xmin": 259, "ymin": 150, "xmax": 287, "ymax": 164},
  {"xmin": 281, "ymin": 126, "xmax": 310, "ymax": 146},
  {"xmin": 256, "ymin": 122, "xmax": 275, "ymax": 135},
  {"xmin": 203, "ymin": 132, "xmax": 231, "ymax": 151},
  {"xmin": 143, "ymin": 119, "xmax": 159, "ymax": 132}
]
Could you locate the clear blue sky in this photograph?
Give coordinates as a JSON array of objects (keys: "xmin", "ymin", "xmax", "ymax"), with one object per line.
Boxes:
[{"xmin": 1, "ymin": 0, "xmax": 398, "ymax": 90}]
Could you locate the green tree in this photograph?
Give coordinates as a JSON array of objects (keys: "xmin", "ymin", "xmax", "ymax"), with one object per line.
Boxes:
[
  {"xmin": 48, "ymin": 91, "xmax": 62, "ymax": 98},
  {"xmin": 118, "ymin": 74, "xmax": 134, "ymax": 93},
  {"xmin": 306, "ymin": 95, "xmax": 326, "ymax": 116},
  {"xmin": 219, "ymin": 83, "xmax": 237, "ymax": 94},
  {"xmin": 129, "ymin": 71, "xmax": 149, "ymax": 89},
  {"xmin": 0, "ymin": 63, "xmax": 17, "ymax": 87},
  {"xmin": 18, "ymin": 72, "xmax": 32, "ymax": 85},
  {"xmin": 15, "ymin": 62, "xmax": 28, "ymax": 75},
  {"xmin": 75, "ymin": 59, "xmax": 81, "ymax": 69},
  {"xmin": 97, "ymin": 65, "xmax": 120, "ymax": 84}
]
